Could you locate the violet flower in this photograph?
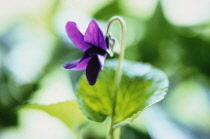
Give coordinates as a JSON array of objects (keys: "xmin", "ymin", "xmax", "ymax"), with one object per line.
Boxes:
[{"xmin": 63, "ymin": 19, "xmax": 108, "ymax": 85}]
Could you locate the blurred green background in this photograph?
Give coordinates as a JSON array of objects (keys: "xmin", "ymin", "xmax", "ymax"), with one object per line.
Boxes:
[{"xmin": 0, "ymin": 0, "xmax": 210, "ymax": 138}]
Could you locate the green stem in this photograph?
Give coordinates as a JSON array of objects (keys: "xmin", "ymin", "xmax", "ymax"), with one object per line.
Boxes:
[{"xmin": 106, "ymin": 16, "xmax": 126, "ymax": 139}]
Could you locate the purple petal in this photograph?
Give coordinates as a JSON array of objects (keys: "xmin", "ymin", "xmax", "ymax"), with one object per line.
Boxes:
[
  {"xmin": 86, "ymin": 55, "xmax": 102, "ymax": 85},
  {"xmin": 63, "ymin": 59, "xmax": 80, "ymax": 69},
  {"xmin": 63, "ymin": 57, "xmax": 92, "ymax": 71},
  {"xmin": 84, "ymin": 20, "xmax": 107, "ymax": 51},
  {"xmin": 66, "ymin": 21, "xmax": 91, "ymax": 51}
]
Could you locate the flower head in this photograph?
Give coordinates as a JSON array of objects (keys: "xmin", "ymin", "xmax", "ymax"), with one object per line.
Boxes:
[{"xmin": 63, "ymin": 19, "xmax": 107, "ymax": 85}]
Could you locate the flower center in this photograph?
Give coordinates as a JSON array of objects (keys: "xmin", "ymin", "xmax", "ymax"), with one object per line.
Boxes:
[{"xmin": 85, "ymin": 47, "xmax": 107, "ymax": 57}]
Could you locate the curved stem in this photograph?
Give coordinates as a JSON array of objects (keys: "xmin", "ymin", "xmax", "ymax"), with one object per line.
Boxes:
[{"xmin": 106, "ymin": 16, "xmax": 126, "ymax": 139}]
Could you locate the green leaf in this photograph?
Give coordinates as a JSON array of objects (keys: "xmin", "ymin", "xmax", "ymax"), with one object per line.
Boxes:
[
  {"xmin": 24, "ymin": 101, "xmax": 86, "ymax": 129},
  {"xmin": 77, "ymin": 59, "xmax": 169, "ymax": 128}
]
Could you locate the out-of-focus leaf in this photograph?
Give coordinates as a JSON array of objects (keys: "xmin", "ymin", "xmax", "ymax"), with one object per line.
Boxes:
[
  {"xmin": 146, "ymin": 106, "xmax": 198, "ymax": 139},
  {"xmin": 138, "ymin": 2, "xmax": 210, "ymax": 80},
  {"xmin": 93, "ymin": 1, "xmax": 122, "ymax": 20},
  {"xmin": 0, "ymin": 106, "xmax": 17, "ymax": 127},
  {"xmin": 139, "ymin": 2, "xmax": 178, "ymax": 65},
  {"xmin": 121, "ymin": 126, "xmax": 151, "ymax": 139},
  {"xmin": 80, "ymin": 119, "xmax": 110, "ymax": 139},
  {"xmin": 120, "ymin": 0, "xmax": 158, "ymax": 20},
  {"xmin": 0, "ymin": 68, "xmax": 38, "ymax": 127},
  {"xmin": 164, "ymin": 79, "xmax": 210, "ymax": 129},
  {"xmin": 180, "ymin": 36, "xmax": 210, "ymax": 77},
  {"xmin": 77, "ymin": 59, "xmax": 168, "ymax": 128},
  {"xmin": 24, "ymin": 101, "xmax": 86, "ymax": 129}
]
